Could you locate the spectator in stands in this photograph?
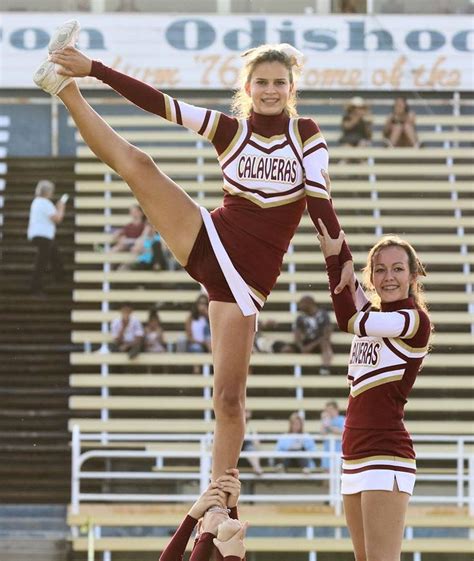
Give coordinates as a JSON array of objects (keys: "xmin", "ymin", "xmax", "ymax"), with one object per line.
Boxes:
[
  {"xmin": 379, "ymin": 0, "xmax": 404, "ymax": 13},
  {"xmin": 340, "ymin": 0, "xmax": 359, "ymax": 13},
  {"xmin": 275, "ymin": 412, "xmax": 317, "ymax": 473},
  {"xmin": 110, "ymin": 302, "xmax": 144, "ymax": 359},
  {"xmin": 159, "ymin": 468, "xmax": 247, "ymax": 561},
  {"xmin": 241, "ymin": 409, "xmax": 263, "ymax": 475},
  {"xmin": 77, "ymin": 1, "xmax": 91, "ymax": 11},
  {"xmin": 271, "ymin": 296, "xmax": 333, "ymax": 374},
  {"xmin": 126, "ymin": 221, "xmax": 168, "ymax": 271},
  {"xmin": 317, "ymin": 171, "xmax": 432, "ymax": 561},
  {"xmin": 110, "ymin": 204, "xmax": 146, "ymax": 252},
  {"xmin": 383, "ymin": 97, "xmax": 419, "ymax": 148},
  {"xmin": 43, "ymin": 30, "xmax": 355, "ymax": 487},
  {"xmin": 116, "ymin": 0, "xmax": 139, "ymax": 10},
  {"xmin": 27, "ymin": 179, "xmax": 66, "ymax": 297},
  {"xmin": 295, "ymin": 295, "xmax": 333, "ymax": 375},
  {"xmin": 184, "ymin": 294, "xmax": 212, "ymax": 353},
  {"xmin": 143, "ymin": 307, "xmax": 166, "ymax": 353},
  {"xmin": 320, "ymin": 401, "xmax": 345, "ymax": 471},
  {"xmin": 339, "ymin": 97, "xmax": 372, "ymax": 147},
  {"xmin": 253, "ymin": 317, "xmax": 277, "ymax": 353}
]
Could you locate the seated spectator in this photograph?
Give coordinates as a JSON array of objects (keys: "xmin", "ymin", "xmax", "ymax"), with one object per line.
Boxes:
[
  {"xmin": 295, "ymin": 295, "xmax": 333, "ymax": 374},
  {"xmin": 110, "ymin": 302, "xmax": 144, "ymax": 359},
  {"xmin": 253, "ymin": 318, "xmax": 277, "ymax": 353},
  {"xmin": 383, "ymin": 97, "xmax": 419, "ymax": 148},
  {"xmin": 339, "ymin": 97, "xmax": 372, "ymax": 147},
  {"xmin": 117, "ymin": 0, "xmax": 139, "ymax": 10},
  {"xmin": 110, "ymin": 204, "xmax": 146, "ymax": 252},
  {"xmin": 320, "ymin": 401, "xmax": 345, "ymax": 471},
  {"xmin": 241, "ymin": 409, "xmax": 263, "ymax": 475},
  {"xmin": 340, "ymin": 0, "xmax": 359, "ymax": 13},
  {"xmin": 143, "ymin": 307, "xmax": 166, "ymax": 353},
  {"xmin": 184, "ymin": 294, "xmax": 212, "ymax": 353},
  {"xmin": 273, "ymin": 296, "xmax": 332, "ymax": 375},
  {"xmin": 126, "ymin": 221, "xmax": 168, "ymax": 271},
  {"xmin": 275, "ymin": 412, "xmax": 317, "ymax": 473}
]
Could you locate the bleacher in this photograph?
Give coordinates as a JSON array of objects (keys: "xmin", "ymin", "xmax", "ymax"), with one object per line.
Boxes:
[{"xmin": 68, "ymin": 94, "xmax": 473, "ymax": 560}]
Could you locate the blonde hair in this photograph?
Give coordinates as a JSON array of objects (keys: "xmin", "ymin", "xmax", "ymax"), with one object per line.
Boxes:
[
  {"xmin": 362, "ymin": 235, "xmax": 429, "ymax": 315},
  {"xmin": 231, "ymin": 44, "xmax": 303, "ymax": 119}
]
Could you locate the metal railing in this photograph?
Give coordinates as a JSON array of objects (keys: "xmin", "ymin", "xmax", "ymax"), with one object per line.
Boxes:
[{"xmin": 71, "ymin": 425, "xmax": 474, "ymax": 516}]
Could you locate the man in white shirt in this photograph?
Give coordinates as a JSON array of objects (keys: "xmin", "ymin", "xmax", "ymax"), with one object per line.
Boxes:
[
  {"xmin": 27, "ymin": 180, "xmax": 66, "ymax": 296},
  {"xmin": 110, "ymin": 302, "xmax": 144, "ymax": 359}
]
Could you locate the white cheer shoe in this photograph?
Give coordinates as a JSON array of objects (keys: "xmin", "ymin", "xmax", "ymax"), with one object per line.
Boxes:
[
  {"xmin": 33, "ymin": 60, "xmax": 72, "ymax": 96},
  {"xmin": 33, "ymin": 19, "xmax": 80, "ymax": 95},
  {"xmin": 48, "ymin": 19, "xmax": 80, "ymax": 52}
]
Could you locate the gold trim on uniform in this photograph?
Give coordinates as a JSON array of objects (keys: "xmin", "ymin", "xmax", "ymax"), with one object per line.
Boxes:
[
  {"xmin": 305, "ymin": 189, "xmax": 330, "ymax": 200},
  {"xmin": 218, "ymin": 121, "xmax": 244, "ymax": 161},
  {"xmin": 351, "ymin": 373, "xmax": 405, "ymax": 397},
  {"xmin": 248, "ymin": 285, "xmax": 266, "ymax": 305},
  {"xmin": 292, "ymin": 119, "xmax": 303, "ymax": 150},
  {"xmin": 164, "ymin": 94, "xmax": 172, "ymax": 122},
  {"xmin": 252, "ymin": 132, "xmax": 286, "ymax": 144},
  {"xmin": 393, "ymin": 337, "xmax": 429, "ymax": 354},
  {"xmin": 222, "ymin": 185, "xmax": 306, "ymax": 208},
  {"xmin": 406, "ymin": 309, "xmax": 420, "ymax": 338},
  {"xmin": 208, "ymin": 112, "xmax": 220, "ymax": 143},
  {"xmin": 348, "ymin": 312, "xmax": 358, "ymax": 334},
  {"xmin": 344, "ymin": 455, "xmax": 416, "ymax": 466},
  {"xmin": 303, "ymin": 131, "xmax": 323, "ymax": 148}
]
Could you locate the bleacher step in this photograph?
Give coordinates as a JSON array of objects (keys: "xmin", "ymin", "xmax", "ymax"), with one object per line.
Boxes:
[{"xmin": 0, "ymin": 539, "xmax": 68, "ymax": 561}]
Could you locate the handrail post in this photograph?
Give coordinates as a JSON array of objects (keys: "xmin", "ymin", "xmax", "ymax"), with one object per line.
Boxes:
[
  {"xmin": 200, "ymin": 435, "xmax": 211, "ymax": 493},
  {"xmin": 457, "ymin": 438, "xmax": 464, "ymax": 507},
  {"xmin": 468, "ymin": 455, "xmax": 474, "ymax": 517},
  {"xmin": 71, "ymin": 424, "xmax": 81, "ymax": 514},
  {"xmin": 87, "ymin": 517, "xmax": 95, "ymax": 561}
]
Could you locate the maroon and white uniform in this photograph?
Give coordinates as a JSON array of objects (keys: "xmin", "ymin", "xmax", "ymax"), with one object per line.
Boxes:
[
  {"xmin": 325, "ymin": 255, "xmax": 431, "ymax": 494},
  {"xmin": 89, "ymin": 62, "xmax": 351, "ymax": 311},
  {"xmin": 159, "ymin": 507, "xmax": 241, "ymax": 561}
]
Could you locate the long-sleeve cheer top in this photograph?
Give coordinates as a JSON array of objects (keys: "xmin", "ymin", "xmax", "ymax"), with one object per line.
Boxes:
[
  {"xmin": 89, "ymin": 61, "xmax": 352, "ymax": 300},
  {"xmin": 159, "ymin": 507, "xmax": 241, "ymax": 561},
  {"xmin": 325, "ymin": 255, "xmax": 431, "ymax": 472}
]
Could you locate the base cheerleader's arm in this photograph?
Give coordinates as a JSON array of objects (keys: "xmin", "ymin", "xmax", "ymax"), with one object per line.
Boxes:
[
  {"xmin": 298, "ymin": 118, "xmax": 352, "ymax": 266},
  {"xmin": 159, "ymin": 482, "xmax": 227, "ymax": 561}
]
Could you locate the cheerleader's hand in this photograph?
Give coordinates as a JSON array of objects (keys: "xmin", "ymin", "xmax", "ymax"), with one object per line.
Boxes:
[
  {"xmin": 187, "ymin": 482, "xmax": 227, "ymax": 520},
  {"xmin": 49, "ymin": 46, "xmax": 92, "ymax": 77},
  {"xmin": 317, "ymin": 219, "xmax": 345, "ymax": 258},
  {"xmin": 213, "ymin": 521, "xmax": 248, "ymax": 558},
  {"xmin": 337, "ymin": 260, "xmax": 357, "ymax": 299},
  {"xmin": 216, "ymin": 468, "xmax": 241, "ymax": 509}
]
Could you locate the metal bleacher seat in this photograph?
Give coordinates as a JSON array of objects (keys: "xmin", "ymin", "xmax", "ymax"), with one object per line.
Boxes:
[{"xmin": 66, "ymin": 95, "xmax": 474, "ymax": 560}]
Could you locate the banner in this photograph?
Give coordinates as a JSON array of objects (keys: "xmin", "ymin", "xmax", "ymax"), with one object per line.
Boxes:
[{"xmin": 1, "ymin": 13, "xmax": 472, "ymax": 90}]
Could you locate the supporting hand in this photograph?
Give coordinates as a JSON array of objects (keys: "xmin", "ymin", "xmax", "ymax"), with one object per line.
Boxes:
[
  {"xmin": 336, "ymin": 260, "xmax": 356, "ymax": 299},
  {"xmin": 187, "ymin": 483, "xmax": 227, "ymax": 520},
  {"xmin": 316, "ymin": 218, "xmax": 345, "ymax": 258},
  {"xmin": 213, "ymin": 521, "xmax": 248, "ymax": 558},
  {"xmin": 200, "ymin": 509, "xmax": 229, "ymax": 536},
  {"xmin": 49, "ymin": 46, "xmax": 92, "ymax": 77},
  {"xmin": 217, "ymin": 468, "xmax": 241, "ymax": 509}
]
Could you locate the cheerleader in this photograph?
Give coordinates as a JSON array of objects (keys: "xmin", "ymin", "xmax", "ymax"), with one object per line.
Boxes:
[{"xmin": 34, "ymin": 20, "xmax": 354, "ymax": 482}]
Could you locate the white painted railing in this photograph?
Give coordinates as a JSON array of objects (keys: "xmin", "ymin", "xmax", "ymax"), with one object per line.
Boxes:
[{"xmin": 71, "ymin": 426, "xmax": 474, "ymax": 516}]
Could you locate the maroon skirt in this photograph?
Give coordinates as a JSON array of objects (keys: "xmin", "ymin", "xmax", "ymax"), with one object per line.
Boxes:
[{"xmin": 184, "ymin": 223, "xmax": 236, "ymax": 304}]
